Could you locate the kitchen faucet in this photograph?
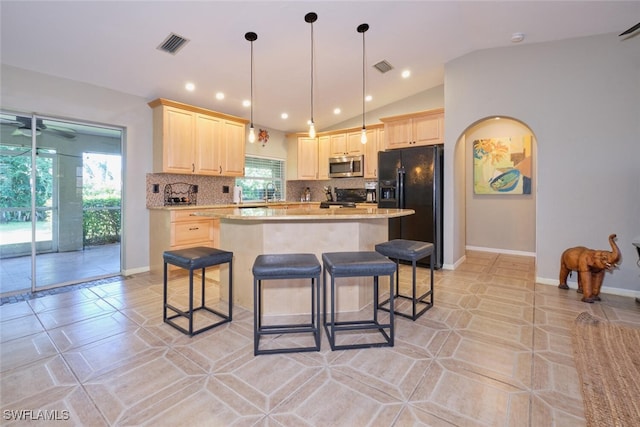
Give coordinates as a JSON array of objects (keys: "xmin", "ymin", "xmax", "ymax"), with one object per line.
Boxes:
[{"xmin": 265, "ymin": 182, "xmax": 276, "ymax": 202}]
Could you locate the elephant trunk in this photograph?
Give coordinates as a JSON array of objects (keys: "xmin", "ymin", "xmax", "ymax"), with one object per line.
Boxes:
[{"xmin": 606, "ymin": 233, "xmax": 620, "ymax": 269}]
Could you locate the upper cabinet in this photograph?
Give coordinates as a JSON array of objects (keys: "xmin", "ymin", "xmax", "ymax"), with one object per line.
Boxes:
[
  {"xmin": 297, "ymin": 136, "xmax": 319, "ymax": 180},
  {"xmin": 317, "ymin": 135, "xmax": 330, "ymax": 180},
  {"xmin": 330, "ymin": 132, "xmax": 363, "ymax": 156},
  {"xmin": 363, "ymin": 126, "xmax": 382, "ymax": 179},
  {"xmin": 149, "ymin": 98, "xmax": 249, "ymax": 176},
  {"xmin": 380, "ymin": 108, "xmax": 444, "ymax": 149}
]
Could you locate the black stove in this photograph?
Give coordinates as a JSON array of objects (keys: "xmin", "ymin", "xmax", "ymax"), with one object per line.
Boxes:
[{"xmin": 334, "ymin": 188, "xmax": 367, "ymax": 203}]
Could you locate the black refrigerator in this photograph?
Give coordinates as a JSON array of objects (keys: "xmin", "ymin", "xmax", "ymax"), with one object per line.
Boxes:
[{"xmin": 378, "ymin": 145, "xmax": 443, "ymax": 268}]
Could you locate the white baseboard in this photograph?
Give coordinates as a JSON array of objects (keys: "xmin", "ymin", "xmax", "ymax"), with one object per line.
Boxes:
[
  {"xmin": 536, "ymin": 277, "xmax": 640, "ymax": 299},
  {"xmin": 465, "ymin": 245, "xmax": 536, "ymax": 258},
  {"xmin": 123, "ymin": 266, "xmax": 150, "ymax": 276},
  {"xmin": 442, "ymin": 254, "xmax": 466, "ymax": 270}
]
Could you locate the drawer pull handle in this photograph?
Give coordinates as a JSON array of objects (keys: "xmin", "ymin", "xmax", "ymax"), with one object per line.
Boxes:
[{"xmin": 189, "ymin": 227, "xmax": 199, "ymax": 231}]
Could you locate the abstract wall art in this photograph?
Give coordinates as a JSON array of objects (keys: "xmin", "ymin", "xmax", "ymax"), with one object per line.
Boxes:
[{"xmin": 473, "ymin": 135, "xmax": 532, "ymax": 195}]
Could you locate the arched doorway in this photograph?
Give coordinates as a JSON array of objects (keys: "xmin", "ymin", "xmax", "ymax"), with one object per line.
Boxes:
[{"xmin": 459, "ymin": 116, "xmax": 537, "ymax": 256}]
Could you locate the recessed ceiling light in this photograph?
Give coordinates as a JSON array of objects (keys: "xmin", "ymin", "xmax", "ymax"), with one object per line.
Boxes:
[
  {"xmin": 365, "ymin": 95, "xmax": 372, "ymax": 102},
  {"xmin": 215, "ymin": 92, "xmax": 225, "ymax": 100},
  {"xmin": 185, "ymin": 82, "xmax": 195, "ymax": 91},
  {"xmin": 333, "ymin": 108, "xmax": 341, "ymax": 115},
  {"xmin": 401, "ymin": 70, "xmax": 411, "ymax": 79},
  {"xmin": 242, "ymin": 100, "xmax": 251, "ymax": 107},
  {"xmin": 511, "ymin": 32, "xmax": 525, "ymax": 43},
  {"xmin": 281, "ymin": 113, "xmax": 288, "ymax": 119}
]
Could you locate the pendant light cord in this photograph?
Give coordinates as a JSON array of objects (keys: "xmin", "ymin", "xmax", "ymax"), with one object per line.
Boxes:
[
  {"xmin": 250, "ymin": 39, "xmax": 254, "ymax": 126},
  {"xmin": 310, "ymin": 17, "xmax": 314, "ymax": 123},
  {"xmin": 361, "ymin": 28, "xmax": 365, "ymax": 130},
  {"xmin": 357, "ymin": 23, "xmax": 369, "ymax": 138}
]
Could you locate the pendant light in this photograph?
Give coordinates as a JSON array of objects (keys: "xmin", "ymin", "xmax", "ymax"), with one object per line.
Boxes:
[
  {"xmin": 305, "ymin": 12, "xmax": 318, "ymax": 139},
  {"xmin": 357, "ymin": 23, "xmax": 369, "ymax": 144},
  {"xmin": 245, "ymin": 31, "xmax": 257, "ymax": 143}
]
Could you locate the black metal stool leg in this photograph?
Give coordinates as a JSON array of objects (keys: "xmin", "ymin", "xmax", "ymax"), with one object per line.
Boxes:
[{"xmin": 163, "ymin": 261, "xmax": 168, "ymax": 321}]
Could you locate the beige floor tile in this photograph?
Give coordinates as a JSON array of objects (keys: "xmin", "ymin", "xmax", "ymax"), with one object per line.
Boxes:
[
  {"xmin": 62, "ymin": 327, "xmax": 166, "ymax": 382},
  {"xmin": 35, "ymin": 299, "xmax": 117, "ymax": 330},
  {"xmin": 1, "ymin": 355, "xmax": 78, "ymax": 406},
  {"xmin": 2, "ymin": 252, "xmax": 637, "ymax": 426},
  {"xmin": 0, "ymin": 331, "xmax": 58, "ymax": 373},
  {"xmin": 0, "ymin": 300, "xmax": 34, "ymax": 321},
  {"xmin": 0, "ymin": 313, "xmax": 45, "ymax": 343},
  {"xmin": 27, "ymin": 288, "xmax": 103, "ymax": 313},
  {"xmin": 83, "ymin": 349, "xmax": 207, "ymax": 425}
]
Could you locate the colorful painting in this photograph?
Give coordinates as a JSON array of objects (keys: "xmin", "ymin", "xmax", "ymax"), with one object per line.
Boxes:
[{"xmin": 473, "ymin": 135, "xmax": 532, "ymax": 194}]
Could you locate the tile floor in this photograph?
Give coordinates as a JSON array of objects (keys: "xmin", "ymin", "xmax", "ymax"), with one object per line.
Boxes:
[{"xmin": 1, "ymin": 251, "xmax": 639, "ymax": 426}]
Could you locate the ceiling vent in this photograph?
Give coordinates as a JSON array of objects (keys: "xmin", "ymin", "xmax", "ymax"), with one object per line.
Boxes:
[
  {"xmin": 157, "ymin": 33, "xmax": 190, "ymax": 55},
  {"xmin": 373, "ymin": 60, "xmax": 393, "ymax": 74}
]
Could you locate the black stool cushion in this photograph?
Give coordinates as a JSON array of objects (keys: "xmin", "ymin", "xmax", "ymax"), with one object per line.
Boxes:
[
  {"xmin": 163, "ymin": 246, "xmax": 233, "ymax": 270},
  {"xmin": 322, "ymin": 251, "xmax": 396, "ymax": 277},
  {"xmin": 253, "ymin": 254, "xmax": 321, "ymax": 280},
  {"xmin": 375, "ymin": 239, "xmax": 434, "ymax": 261}
]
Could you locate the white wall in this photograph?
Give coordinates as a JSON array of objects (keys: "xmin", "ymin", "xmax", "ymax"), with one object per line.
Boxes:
[
  {"xmin": 445, "ymin": 33, "xmax": 640, "ymax": 294},
  {"xmin": 1, "ymin": 65, "xmax": 153, "ymax": 274}
]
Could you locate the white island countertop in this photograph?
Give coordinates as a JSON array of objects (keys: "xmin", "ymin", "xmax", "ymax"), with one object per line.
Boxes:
[{"xmin": 192, "ymin": 206, "xmax": 414, "ymax": 221}]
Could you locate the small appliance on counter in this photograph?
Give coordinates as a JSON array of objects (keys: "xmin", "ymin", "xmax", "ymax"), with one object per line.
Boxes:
[
  {"xmin": 233, "ymin": 186, "xmax": 243, "ymax": 204},
  {"xmin": 323, "ymin": 186, "xmax": 334, "ymax": 201},
  {"xmin": 301, "ymin": 187, "xmax": 311, "ymax": 202},
  {"xmin": 365, "ymin": 181, "xmax": 377, "ymax": 203}
]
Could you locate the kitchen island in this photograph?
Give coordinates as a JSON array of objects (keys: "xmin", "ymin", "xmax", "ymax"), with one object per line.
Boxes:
[{"xmin": 193, "ymin": 205, "xmax": 414, "ymax": 314}]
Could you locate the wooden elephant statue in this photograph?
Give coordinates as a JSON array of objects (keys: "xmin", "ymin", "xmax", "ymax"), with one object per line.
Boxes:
[{"xmin": 558, "ymin": 234, "xmax": 620, "ymax": 303}]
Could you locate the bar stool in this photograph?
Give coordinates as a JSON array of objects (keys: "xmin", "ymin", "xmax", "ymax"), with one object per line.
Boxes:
[
  {"xmin": 322, "ymin": 251, "xmax": 396, "ymax": 351},
  {"xmin": 375, "ymin": 239, "xmax": 434, "ymax": 320},
  {"xmin": 252, "ymin": 253, "xmax": 321, "ymax": 355},
  {"xmin": 163, "ymin": 246, "xmax": 233, "ymax": 336}
]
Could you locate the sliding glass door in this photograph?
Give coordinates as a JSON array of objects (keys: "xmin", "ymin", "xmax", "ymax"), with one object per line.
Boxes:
[{"xmin": 0, "ymin": 111, "xmax": 123, "ymax": 295}]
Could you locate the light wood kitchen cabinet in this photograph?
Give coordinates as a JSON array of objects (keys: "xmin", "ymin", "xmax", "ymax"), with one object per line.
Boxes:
[
  {"xmin": 297, "ymin": 136, "xmax": 319, "ymax": 180},
  {"xmin": 330, "ymin": 132, "xmax": 363, "ymax": 156},
  {"xmin": 149, "ymin": 98, "xmax": 248, "ymax": 176},
  {"xmin": 380, "ymin": 108, "xmax": 444, "ymax": 149},
  {"xmin": 219, "ymin": 119, "xmax": 246, "ymax": 176},
  {"xmin": 317, "ymin": 135, "xmax": 330, "ymax": 180},
  {"xmin": 363, "ymin": 126, "xmax": 382, "ymax": 179},
  {"xmin": 149, "ymin": 208, "xmax": 220, "ymax": 275}
]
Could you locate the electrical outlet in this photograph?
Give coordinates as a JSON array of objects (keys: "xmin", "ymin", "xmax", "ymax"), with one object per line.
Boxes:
[
  {"xmin": 223, "ymin": 186, "xmax": 230, "ymax": 193},
  {"xmin": 152, "ymin": 184, "xmax": 159, "ymax": 193}
]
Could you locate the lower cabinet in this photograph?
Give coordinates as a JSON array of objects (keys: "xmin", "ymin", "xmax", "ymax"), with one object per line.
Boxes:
[{"xmin": 149, "ymin": 209, "xmax": 220, "ymax": 276}]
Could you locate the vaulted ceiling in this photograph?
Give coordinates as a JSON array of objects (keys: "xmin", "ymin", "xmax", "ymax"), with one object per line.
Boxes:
[{"xmin": 1, "ymin": 1, "xmax": 638, "ymax": 133}]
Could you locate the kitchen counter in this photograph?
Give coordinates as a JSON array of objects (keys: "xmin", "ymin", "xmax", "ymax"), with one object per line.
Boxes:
[
  {"xmin": 193, "ymin": 205, "xmax": 414, "ymax": 314},
  {"xmin": 147, "ymin": 201, "xmax": 379, "ymax": 211},
  {"xmin": 192, "ymin": 206, "xmax": 413, "ymax": 221}
]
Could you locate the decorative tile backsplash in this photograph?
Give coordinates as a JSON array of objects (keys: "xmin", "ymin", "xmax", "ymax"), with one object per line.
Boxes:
[
  {"xmin": 146, "ymin": 173, "xmax": 237, "ymax": 207},
  {"xmin": 146, "ymin": 173, "xmax": 372, "ymax": 207}
]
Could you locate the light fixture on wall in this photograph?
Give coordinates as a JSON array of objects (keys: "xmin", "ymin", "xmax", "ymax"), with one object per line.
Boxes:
[
  {"xmin": 357, "ymin": 23, "xmax": 369, "ymax": 144},
  {"xmin": 245, "ymin": 31, "xmax": 258, "ymax": 143},
  {"xmin": 305, "ymin": 12, "xmax": 318, "ymax": 139}
]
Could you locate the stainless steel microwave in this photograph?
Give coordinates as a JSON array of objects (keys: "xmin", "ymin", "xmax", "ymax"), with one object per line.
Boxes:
[{"xmin": 329, "ymin": 155, "xmax": 364, "ymax": 178}]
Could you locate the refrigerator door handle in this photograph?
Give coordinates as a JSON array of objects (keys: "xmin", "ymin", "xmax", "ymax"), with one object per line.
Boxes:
[{"xmin": 397, "ymin": 167, "xmax": 405, "ymax": 209}]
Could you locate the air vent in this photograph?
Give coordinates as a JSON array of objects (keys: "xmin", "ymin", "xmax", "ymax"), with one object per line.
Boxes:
[
  {"xmin": 157, "ymin": 33, "xmax": 190, "ymax": 55},
  {"xmin": 373, "ymin": 60, "xmax": 393, "ymax": 74}
]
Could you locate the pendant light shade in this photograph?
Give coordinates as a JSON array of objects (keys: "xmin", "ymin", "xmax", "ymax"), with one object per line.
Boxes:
[
  {"xmin": 357, "ymin": 23, "xmax": 369, "ymax": 144},
  {"xmin": 305, "ymin": 12, "xmax": 318, "ymax": 139},
  {"xmin": 245, "ymin": 31, "xmax": 257, "ymax": 143}
]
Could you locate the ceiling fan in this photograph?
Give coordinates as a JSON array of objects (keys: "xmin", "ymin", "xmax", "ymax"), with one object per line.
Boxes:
[
  {"xmin": 619, "ymin": 22, "xmax": 640, "ymax": 37},
  {"xmin": 0, "ymin": 115, "xmax": 76, "ymax": 139}
]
